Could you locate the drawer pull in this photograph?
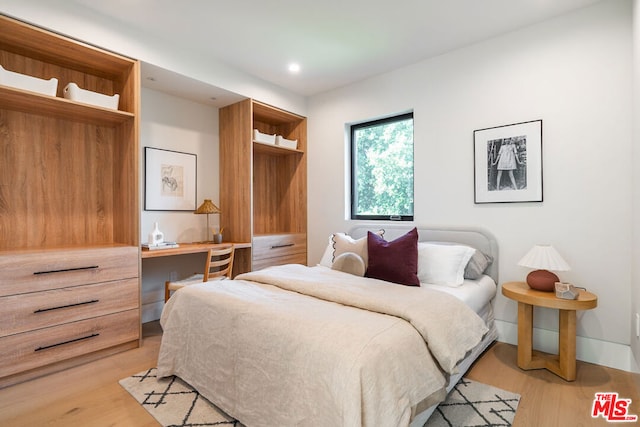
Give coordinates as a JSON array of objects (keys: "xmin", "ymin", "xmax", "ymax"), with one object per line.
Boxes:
[
  {"xmin": 33, "ymin": 265, "xmax": 99, "ymax": 275},
  {"xmin": 34, "ymin": 333, "xmax": 100, "ymax": 352},
  {"xmin": 34, "ymin": 299, "xmax": 100, "ymax": 314},
  {"xmin": 271, "ymin": 243, "xmax": 294, "ymax": 249}
]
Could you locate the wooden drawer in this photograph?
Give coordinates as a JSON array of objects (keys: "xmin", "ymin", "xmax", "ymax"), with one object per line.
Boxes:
[
  {"xmin": 0, "ymin": 246, "xmax": 138, "ymax": 297},
  {"xmin": 0, "ymin": 279, "xmax": 139, "ymax": 338},
  {"xmin": 252, "ymin": 252, "xmax": 307, "ymax": 271},
  {"xmin": 0, "ymin": 309, "xmax": 139, "ymax": 378},
  {"xmin": 252, "ymin": 233, "xmax": 306, "ymax": 260},
  {"xmin": 252, "ymin": 233, "xmax": 306, "ymax": 270}
]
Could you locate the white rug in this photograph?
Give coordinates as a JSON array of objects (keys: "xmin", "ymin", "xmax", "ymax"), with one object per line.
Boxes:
[
  {"xmin": 119, "ymin": 368, "xmax": 240, "ymax": 426},
  {"xmin": 425, "ymin": 377, "xmax": 520, "ymax": 427},
  {"xmin": 120, "ymin": 368, "xmax": 520, "ymax": 427}
]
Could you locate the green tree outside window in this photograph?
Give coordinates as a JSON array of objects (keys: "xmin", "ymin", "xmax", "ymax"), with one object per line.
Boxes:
[{"xmin": 351, "ymin": 112, "xmax": 414, "ymax": 220}]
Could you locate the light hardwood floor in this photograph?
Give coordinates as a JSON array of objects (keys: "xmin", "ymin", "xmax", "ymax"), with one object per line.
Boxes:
[
  {"xmin": 0, "ymin": 322, "xmax": 638, "ymax": 426},
  {"xmin": 466, "ymin": 342, "xmax": 640, "ymax": 426}
]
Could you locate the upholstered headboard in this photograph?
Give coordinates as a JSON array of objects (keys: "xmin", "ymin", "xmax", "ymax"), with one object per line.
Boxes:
[{"xmin": 347, "ymin": 224, "xmax": 499, "ymax": 284}]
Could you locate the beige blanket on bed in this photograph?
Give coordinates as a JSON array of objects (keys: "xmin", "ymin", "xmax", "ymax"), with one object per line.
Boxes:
[{"xmin": 157, "ymin": 265, "xmax": 488, "ymax": 427}]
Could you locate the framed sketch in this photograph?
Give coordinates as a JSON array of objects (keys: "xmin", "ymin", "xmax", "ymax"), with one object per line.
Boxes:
[
  {"xmin": 474, "ymin": 119, "xmax": 543, "ymax": 204},
  {"xmin": 145, "ymin": 147, "xmax": 197, "ymax": 211}
]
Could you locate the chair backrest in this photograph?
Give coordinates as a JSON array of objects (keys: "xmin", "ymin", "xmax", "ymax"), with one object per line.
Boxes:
[{"xmin": 203, "ymin": 244, "xmax": 235, "ymax": 281}]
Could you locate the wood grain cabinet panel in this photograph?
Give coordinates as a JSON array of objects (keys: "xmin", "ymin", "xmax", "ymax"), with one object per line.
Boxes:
[
  {"xmin": 0, "ymin": 247, "xmax": 138, "ymax": 297},
  {"xmin": 0, "ymin": 310, "xmax": 139, "ymax": 378},
  {"xmin": 0, "ymin": 15, "xmax": 140, "ymax": 387},
  {"xmin": 1, "ymin": 278, "xmax": 139, "ymax": 337},
  {"xmin": 252, "ymin": 233, "xmax": 307, "ymax": 269},
  {"xmin": 220, "ymin": 99, "xmax": 307, "ymax": 270}
]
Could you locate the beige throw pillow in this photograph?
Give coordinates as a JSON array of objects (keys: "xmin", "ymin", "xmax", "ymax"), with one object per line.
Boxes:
[{"xmin": 331, "ymin": 252, "xmax": 366, "ymax": 276}]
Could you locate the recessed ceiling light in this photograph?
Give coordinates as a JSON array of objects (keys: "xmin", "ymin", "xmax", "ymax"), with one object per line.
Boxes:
[{"xmin": 288, "ymin": 63, "xmax": 300, "ymax": 73}]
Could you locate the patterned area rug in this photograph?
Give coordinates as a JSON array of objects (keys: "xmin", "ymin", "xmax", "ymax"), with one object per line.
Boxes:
[
  {"xmin": 119, "ymin": 368, "xmax": 520, "ymax": 427},
  {"xmin": 425, "ymin": 377, "xmax": 520, "ymax": 427}
]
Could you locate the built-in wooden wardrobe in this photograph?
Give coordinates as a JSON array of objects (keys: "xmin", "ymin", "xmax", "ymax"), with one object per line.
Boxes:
[
  {"xmin": 219, "ymin": 99, "xmax": 307, "ymax": 273},
  {"xmin": 0, "ymin": 15, "xmax": 140, "ymax": 387}
]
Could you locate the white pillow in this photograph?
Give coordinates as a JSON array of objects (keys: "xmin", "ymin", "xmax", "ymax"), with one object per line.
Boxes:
[
  {"xmin": 417, "ymin": 242, "xmax": 475, "ymax": 287},
  {"xmin": 319, "ymin": 236, "xmax": 334, "ymax": 267},
  {"xmin": 332, "ymin": 233, "xmax": 369, "ymax": 264},
  {"xmin": 318, "ymin": 231, "xmax": 384, "ymax": 268},
  {"xmin": 331, "ymin": 252, "xmax": 366, "ymax": 276}
]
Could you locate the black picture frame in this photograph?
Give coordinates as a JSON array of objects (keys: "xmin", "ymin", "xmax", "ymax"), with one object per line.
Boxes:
[{"xmin": 474, "ymin": 119, "xmax": 543, "ymax": 204}]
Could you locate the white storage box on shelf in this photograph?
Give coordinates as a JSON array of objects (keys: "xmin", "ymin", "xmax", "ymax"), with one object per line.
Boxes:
[
  {"xmin": 253, "ymin": 129, "xmax": 276, "ymax": 145},
  {"xmin": 63, "ymin": 82, "xmax": 120, "ymax": 110},
  {"xmin": 0, "ymin": 65, "xmax": 58, "ymax": 96},
  {"xmin": 275, "ymin": 135, "xmax": 298, "ymax": 150}
]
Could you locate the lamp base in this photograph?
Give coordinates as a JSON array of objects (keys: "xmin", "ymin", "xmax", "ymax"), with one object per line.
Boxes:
[{"xmin": 526, "ymin": 269, "xmax": 559, "ymax": 292}]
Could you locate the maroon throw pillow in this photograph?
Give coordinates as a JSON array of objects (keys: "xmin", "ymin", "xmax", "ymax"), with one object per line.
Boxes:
[{"xmin": 365, "ymin": 227, "xmax": 419, "ymax": 286}]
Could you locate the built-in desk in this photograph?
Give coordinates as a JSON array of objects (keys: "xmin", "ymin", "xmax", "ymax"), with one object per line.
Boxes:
[{"xmin": 141, "ymin": 242, "xmax": 252, "ymax": 277}]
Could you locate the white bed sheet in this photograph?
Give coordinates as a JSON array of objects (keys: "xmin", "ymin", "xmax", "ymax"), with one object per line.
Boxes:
[{"xmin": 420, "ymin": 274, "xmax": 497, "ymax": 314}]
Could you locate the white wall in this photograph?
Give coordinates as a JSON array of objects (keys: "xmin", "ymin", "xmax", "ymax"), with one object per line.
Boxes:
[
  {"xmin": 140, "ymin": 88, "xmax": 220, "ymax": 243},
  {"xmin": 632, "ymin": 0, "xmax": 640, "ymax": 366},
  {"xmin": 139, "ymin": 88, "xmax": 220, "ymax": 321},
  {"xmin": 308, "ymin": 1, "xmax": 635, "ymax": 370}
]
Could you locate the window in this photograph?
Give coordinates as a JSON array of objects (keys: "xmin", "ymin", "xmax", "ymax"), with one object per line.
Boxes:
[{"xmin": 350, "ymin": 112, "xmax": 414, "ymax": 221}]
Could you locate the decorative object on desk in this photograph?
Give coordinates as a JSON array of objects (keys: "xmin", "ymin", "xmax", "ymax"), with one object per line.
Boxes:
[
  {"xmin": 145, "ymin": 147, "xmax": 197, "ymax": 211},
  {"xmin": 213, "ymin": 227, "xmax": 224, "ymax": 244},
  {"xmin": 142, "ymin": 242, "xmax": 179, "ymax": 250},
  {"xmin": 195, "ymin": 199, "xmax": 221, "ymax": 242},
  {"xmin": 474, "ymin": 119, "xmax": 543, "ymax": 204},
  {"xmin": 517, "ymin": 244, "xmax": 570, "ymax": 291},
  {"xmin": 148, "ymin": 222, "xmax": 165, "ymax": 246}
]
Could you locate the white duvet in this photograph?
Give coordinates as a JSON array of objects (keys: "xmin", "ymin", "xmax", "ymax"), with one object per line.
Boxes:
[{"xmin": 157, "ymin": 264, "xmax": 489, "ymax": 427}]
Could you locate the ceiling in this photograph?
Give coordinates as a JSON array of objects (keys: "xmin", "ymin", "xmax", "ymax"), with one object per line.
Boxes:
[{"xmin": 70, "ymin": 0, "xmax": 602, "ymax": 101}]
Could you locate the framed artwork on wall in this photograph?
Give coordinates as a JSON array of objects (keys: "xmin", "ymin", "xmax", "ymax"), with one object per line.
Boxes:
[
  {"xmin": 473, "ymin": 119, "xmax": 543, "ymax": 204},
  {"xmin": 144, "ymin": 147, "xmax": 197, "ymax": 211}
]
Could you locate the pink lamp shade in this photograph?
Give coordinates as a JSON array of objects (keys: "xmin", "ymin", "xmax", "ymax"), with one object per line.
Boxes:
[{"xmin": 517, "ymin": 245, "xmax": 571, "ymax": 292}]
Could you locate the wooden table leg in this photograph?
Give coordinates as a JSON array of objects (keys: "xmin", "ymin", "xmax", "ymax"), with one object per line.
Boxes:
[
  {"xmin": 558, "ymin": 309, "xmax": 577, "ymax": 381},
  {"xmin": 517, "ymin": 302, "xmax": 534, "ymax": 368}
]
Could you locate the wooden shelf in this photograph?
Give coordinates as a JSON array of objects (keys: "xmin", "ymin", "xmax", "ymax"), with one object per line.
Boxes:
[
  {"xmin": 0, "ymin": 86, "xmax": 134, "ymax": 126},
  {"xmin": 0, "ymin": 15, "xmax": 134, "ymax": 79},
  {"xmin": 253, "ymin": 141, "xmax": 303, "ymax": 155},
  {"xmin": 253, "ymin": 100, "xmax": 305, "ymax": 125},
  {"xmin": 220, "ymin": 98, "xmax": 307, "ymax": 270}
]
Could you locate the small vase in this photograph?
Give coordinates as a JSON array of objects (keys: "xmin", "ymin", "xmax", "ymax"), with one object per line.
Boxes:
[
  {"xmin": 148, "ymin": 222, "xmax": 164, "ymax": 246},
  {"xmin": 213, "ymin": 233, "xmax": 223, "ymax": 244}
]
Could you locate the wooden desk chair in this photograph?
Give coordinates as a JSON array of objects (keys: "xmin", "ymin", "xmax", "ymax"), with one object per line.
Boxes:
[{"xmin": 164, "ymin": 244, "xmax": 235, "ymax": 302}]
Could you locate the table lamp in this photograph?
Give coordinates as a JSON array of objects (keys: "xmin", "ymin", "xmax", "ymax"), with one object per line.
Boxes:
[
  {"xmin": 517, "ymin": 245, "xmax": 570, "ymax": 292},
  {"xmin": 194, "ymin": 199, "xmax": 220, "ymax": 242}
]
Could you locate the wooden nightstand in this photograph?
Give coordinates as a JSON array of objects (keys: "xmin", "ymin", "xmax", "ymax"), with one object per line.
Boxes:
[{"xmin": 501, "ymin": 281, "xmax": 597, "ymax": 381}]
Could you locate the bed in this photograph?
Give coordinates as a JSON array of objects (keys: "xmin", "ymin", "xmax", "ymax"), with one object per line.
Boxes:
[{"xmin": 157, "ymin": 225, "xmax": 499, "ymax": 427}]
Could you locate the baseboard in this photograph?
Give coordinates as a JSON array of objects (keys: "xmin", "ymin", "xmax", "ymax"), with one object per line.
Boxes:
[
  {"xmin": 495, "ymin": 319, "xmax": 639, "ymax": 373},
  {"xmin": 142, "ymin": 301, "xmax": 163, "ymax": 323}
]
